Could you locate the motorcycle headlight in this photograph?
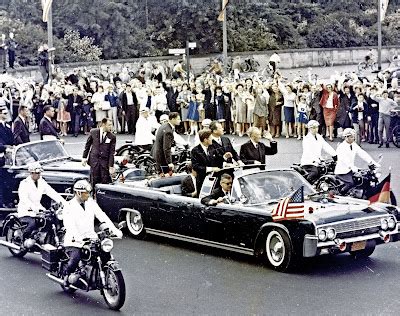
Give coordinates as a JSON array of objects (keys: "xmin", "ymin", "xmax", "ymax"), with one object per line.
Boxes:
[
  {"xmin": 388, "ymin": 217, "xmax": 396, "ymax": 230},
  {"xmin": 320, "ymin": 182, "xmax": 329, "ymax": 192},
  {"xmin": 327, "ymin": 228, "xmax": 336, "ymax": 240},
  {"xmin": 318, "ymin": 229, "xmax": 327, "ymax": 241},
  {"xmin": 381, "ymin": 219, "xmax": 389, "ymax": 231},
  {"xmin": 101, "ymin": 238, "xmax": 114, "ymax": 252},
  {"xmin": 56, "ymin": 209, "xmax": 63, "ymax": 221}
]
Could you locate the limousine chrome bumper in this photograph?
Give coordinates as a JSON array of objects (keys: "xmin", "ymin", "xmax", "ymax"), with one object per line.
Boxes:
[{"xmin": 303, "ymin": 227, "xmax": 398, "ymax": 257}]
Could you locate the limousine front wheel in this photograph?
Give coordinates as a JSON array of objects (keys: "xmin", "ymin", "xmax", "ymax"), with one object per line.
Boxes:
[
  {"xmin": 264, "ymin": 228, "xmax": 297, "ymax": 272},
  {"xmin": 126, "ymin": 211, "xmax": 146, "ymax": 239}
]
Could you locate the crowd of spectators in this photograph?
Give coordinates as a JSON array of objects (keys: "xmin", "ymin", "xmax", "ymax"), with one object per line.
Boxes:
[{"xmin": 0, "ymin": 57, "xmax": 399, "ymax": 149}]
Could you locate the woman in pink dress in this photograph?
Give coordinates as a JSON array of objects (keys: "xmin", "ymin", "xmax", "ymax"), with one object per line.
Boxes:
[{"xmin": 57, "ymin": 98, "xmax": 71, "ymax": 136}]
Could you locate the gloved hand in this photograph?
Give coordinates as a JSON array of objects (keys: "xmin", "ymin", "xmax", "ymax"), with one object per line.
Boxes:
[{"xmin": 332, "ymin": 155, "xmax": 338, "ymax": 162}]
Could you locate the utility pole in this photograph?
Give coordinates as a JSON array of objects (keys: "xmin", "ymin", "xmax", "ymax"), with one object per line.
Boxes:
[
  {"xmin": 47, "ymin": 4, "xmax": 54, "ymax": 81},
  {"xmin": 377, "ymin": 0, "xmax": 382, "ymax": 71},
  {"xmin": 186, "ymin": 41, "xmax": 190, "ymax": 85},
  {"xmin": 222, "ymin": 0, "xmax": 228, "ymax": 73}
]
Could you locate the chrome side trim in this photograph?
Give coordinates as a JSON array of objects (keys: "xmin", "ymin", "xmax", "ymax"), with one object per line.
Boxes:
[{"xmin": 145, "ymin": 228, "xmax": 254, "ymax": 256}]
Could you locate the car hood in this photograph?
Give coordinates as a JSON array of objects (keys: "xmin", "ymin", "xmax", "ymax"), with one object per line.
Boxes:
[
  {"xmin": 41, "ymin": 158, "xmax": 90, "ymax": 175},
  {"xmin": 303, "ymin": 196, "xmax": 392, "ymax": 225}
]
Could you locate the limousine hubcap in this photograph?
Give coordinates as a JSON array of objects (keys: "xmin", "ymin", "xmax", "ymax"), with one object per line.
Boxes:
[
  {"xmin": 126, "ymin": 212, "xmax": 144, "ymax": 235},
  {"xmin": 266, "ymin": 231, "xmax": 285, "ymax": 266}
]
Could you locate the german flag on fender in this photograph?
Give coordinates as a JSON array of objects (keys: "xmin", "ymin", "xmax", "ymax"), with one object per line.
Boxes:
[{"xmin": 368, "ymin": 173, "xmax": 391, "ymax": 204}]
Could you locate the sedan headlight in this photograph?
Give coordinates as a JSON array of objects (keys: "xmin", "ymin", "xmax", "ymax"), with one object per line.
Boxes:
[
  {"xmin": 101, "ymin": 238, "xmax": 114, "ymax": 252},
  {"xmin": 381, "ymin": 219, "xmax": 389, "ymax": 231},
  {"xmin": 327, "ymin": 228, "xmax": 336, "ymax": 240},
  {"xmin": 318, "ymin": 229, "xmax": 327, "ymax": 241},
  {"xmin": 388, "ymin": 217, "xmax": 396, "ymax": 230}
]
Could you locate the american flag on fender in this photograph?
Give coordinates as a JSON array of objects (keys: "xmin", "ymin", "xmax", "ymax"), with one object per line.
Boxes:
[{"xmin": 271, "ymin": 186, "xmax": 305, "ymax": 221}]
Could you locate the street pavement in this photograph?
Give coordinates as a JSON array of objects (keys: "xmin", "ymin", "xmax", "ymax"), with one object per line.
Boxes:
[{"xmin": 0, "ymin": 132, "xmax": 398, "ymax": 315}]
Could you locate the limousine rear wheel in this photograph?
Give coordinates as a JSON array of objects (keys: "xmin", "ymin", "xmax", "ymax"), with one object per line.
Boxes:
[
  {"xmin": 264, "ymin": 228, "xmax": 297, "ymax": 272},
  {"xmin": 125, "ymin": 211, "xmax": 146, "ymax": 239}
]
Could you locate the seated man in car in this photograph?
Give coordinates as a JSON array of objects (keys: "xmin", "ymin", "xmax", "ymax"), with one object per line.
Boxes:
[
  {"xmin": 181, "ymin": 163, "xmax": 198, "ymax": 198},
  {"xmin": 18, "ymin": 162, "xmax": 66, "ymax": 248},
  {"xmin": 201, "ymin": 173, "xmax": 233, "ymax": 206}
]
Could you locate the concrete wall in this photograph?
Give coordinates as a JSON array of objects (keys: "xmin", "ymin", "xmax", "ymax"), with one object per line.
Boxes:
[{"xmin": 8, "ymin": 45, "xmax": 400, "ymax": 81}]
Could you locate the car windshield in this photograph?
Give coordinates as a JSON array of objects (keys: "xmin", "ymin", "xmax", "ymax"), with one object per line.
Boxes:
[
  {"xmin": 236, "ymin": 170, "xmax": 315, "ymax": 204},
  {"xmin": 14, "ymin": 141, "xmax": 68, "ymax": 167}
]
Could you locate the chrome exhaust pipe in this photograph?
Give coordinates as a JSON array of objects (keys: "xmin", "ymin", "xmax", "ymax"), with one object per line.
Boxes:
[
  {"xmin": 0, "ymin": 239, "xmax": 21, "ymax": 250},
  {"xmin": 46, "ymin": 273, "xmax": 79, "ymax": 290}
]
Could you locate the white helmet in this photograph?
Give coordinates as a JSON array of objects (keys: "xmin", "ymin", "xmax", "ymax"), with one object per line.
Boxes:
[
  {"xmin": 202, "ymin": 119, "xmax": 212, "ymax": 127},
  {"xmin": 28, "ymin": 162, "xmax": 44, "ymax": 173},
  {"xmin": 307, "ymin": 120, "xmax": 320, "ymax": 128},
  {"xmin": 342, "ymin": 128, "xmax": 356, "ymax": 138},
  {"xmin": 73, "ymin": 179, "xmax": 92, "ymax": 193}
]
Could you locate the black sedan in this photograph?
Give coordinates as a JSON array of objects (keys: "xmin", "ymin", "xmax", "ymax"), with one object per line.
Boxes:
[
  {"xmin": 0, "ymin": 140, "xmax": 90, "ymax": 221},
  {"xmin": 96, "ymin": 167, "xmax": 399, "ymax": 272}
]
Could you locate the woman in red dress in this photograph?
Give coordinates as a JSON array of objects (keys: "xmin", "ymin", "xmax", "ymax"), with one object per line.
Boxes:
[{"xmin": 319, "ymin": 84, "xmax": 339, "ymax": 141}]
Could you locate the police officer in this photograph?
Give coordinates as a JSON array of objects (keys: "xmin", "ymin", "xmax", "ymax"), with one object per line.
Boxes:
[
  {"xmin": 62, "ymin": 179, "xmax": 123, "ymax": 287},
  {"xmin": 300, "ymin": 120, "xmax": 337, "ymax": 183},
  {"xmin": 0, "ymin": 105, "xmax": 13, "ymax": 208},
  {"xmin": 334, "ymin": 128, "xmax": 379, "ymax": 194},
  {"xmin": 18, "ymin": 162, "xmax": 65, "ymax": 247}
]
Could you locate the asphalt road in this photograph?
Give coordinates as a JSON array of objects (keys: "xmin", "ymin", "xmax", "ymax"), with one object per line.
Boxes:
[{"xmin": 0, "ymin": 131, "xmax": 399, "ymax": 315}]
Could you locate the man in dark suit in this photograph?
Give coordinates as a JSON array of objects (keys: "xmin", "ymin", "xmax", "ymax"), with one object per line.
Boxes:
[
  {"xmin": 240, "ymin": 127, "xmax": 277, "ymax": 166},
  {"xmin": 201, "ymin": 174, "xmax": 233, "ymax": 206},
  {"xmin": 82, "ymin": 118, "xmax": 116, "ymax": 188},
  {"xmin": 13, "ymin": 105, "xmax": 30, "ymax": 145},
  {"xmin": 0, "ymin": 106, "xmax": 13, "ymax": 207},
  {"xmin": 191, "ymin": 129, "xmax": 220, "ymax": 191},
  {"xmin": 152, "ymin": 112, "xmax": 181, "ymax": 175},
  {"xmin": 120, "ymin": 85, "xmax": 139, "ymax": 135},
  {"xmin": 181, "ymin": 163, "xmax": 198, "ymax": 198},
  {"xmin": 39, "ymin": 105, "xmax": 60, "ymax": 140},
  {"xmin": 209, "ymin": 121, "xmax": 243, "ymax": 168},
  {"xmin": 67, "ymin": 87, "xmax": 84, "ymax": 137}
]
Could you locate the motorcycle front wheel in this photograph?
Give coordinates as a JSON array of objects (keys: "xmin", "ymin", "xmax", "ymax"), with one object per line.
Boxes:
[
  {"xmin": 5, "ymin": 222, "xmax": 28, "ymax": 257},
  {"xmin": 103, "ymin": 269, "xmax": 126, "ymax": 311}
]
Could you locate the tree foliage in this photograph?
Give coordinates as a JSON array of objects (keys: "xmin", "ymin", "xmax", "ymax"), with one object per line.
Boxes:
[{"xmin": 0, "ymin": 0, "xmax": 398, "ymax": 64}]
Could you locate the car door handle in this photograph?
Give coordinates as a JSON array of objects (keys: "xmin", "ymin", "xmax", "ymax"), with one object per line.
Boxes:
[{"xmin": 178, "ymin": 202, "xmax": 193, "ymax": 208}]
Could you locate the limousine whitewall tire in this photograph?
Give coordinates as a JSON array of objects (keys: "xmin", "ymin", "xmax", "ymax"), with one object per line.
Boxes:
[
  {"xmin": 125, "ymin": 210, "xmax": 146, "ymax": 239},
  {"xmin": 264, "ymin": 228, "xmax": 296, "ymax": 272}
]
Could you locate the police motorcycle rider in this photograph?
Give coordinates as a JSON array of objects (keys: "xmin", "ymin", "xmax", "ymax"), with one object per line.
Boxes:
[
  {"xmin": 18, "ymin": 162, "xmax": 66, "ymax": 248},
  {"xmin": 62, "ymin": 179, "xmax": 123, "ymax": 287},
  {"xmin": 300, "ymin": 120, "xmax": 337, "ymax": 183},
  {"xmin": 334, "ymin": 128, "xmax": 380, "ymax": 195}
]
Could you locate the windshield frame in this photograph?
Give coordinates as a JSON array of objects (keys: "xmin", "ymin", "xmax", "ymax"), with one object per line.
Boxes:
[
  {"xmin": 231, "ymin": 169, "xmax": 315, "ymax": 206},
  {"xmin": 12, "ymin": 140, "xmax": 69, "ymax": 167}
]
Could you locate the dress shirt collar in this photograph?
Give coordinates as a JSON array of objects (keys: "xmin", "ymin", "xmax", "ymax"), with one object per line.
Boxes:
[
  {"xmin": 250, "ymin": 139, "xmax": 258, "ymax": 148},
  {"xmin": 200, "ymin": 144, "xmax": 209, "ymax": 155}
]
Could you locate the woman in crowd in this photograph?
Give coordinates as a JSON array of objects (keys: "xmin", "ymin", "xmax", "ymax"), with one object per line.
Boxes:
[
  {"xmin": 92, "ymin": 85, "xmax": 107, "ymax": 128},
  {"xmin": 320, "ymin": 83, "xmax": 339, "ymax": 141}
]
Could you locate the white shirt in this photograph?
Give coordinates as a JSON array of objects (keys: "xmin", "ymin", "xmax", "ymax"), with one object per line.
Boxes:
[
  {"xmin": 18, "ymin": 176, "xmax": 65, "ymax": 217},
  {"xmin": 126, "ymin": 92, "xmax": 134, "ymax": 105},
  {"xmin": 63, "ymin": 197, "xmax": 122, "ymax": 248},
  {"xmin": 153, "ymin": 93, "xmax": 167, "ymax": 111},
  {"xmin": 334, "ymin": 141, "xmax": 374, "ymax": 175},
  {"xmin": 300, "ymin": 133, "xmax": 336, "ymax": 166},
  {"xmin": 135, "ymin": 116, "xmax": 156, "ymax": 146}
]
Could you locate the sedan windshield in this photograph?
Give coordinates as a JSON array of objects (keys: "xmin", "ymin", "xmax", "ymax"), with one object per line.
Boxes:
[
  {"xmin": 236, "ymin": 170, "xmax": 315, "ymax": 204},
  {"xmin": 14, "ymin": 141, "xmax": 68, "ymax": 166}
]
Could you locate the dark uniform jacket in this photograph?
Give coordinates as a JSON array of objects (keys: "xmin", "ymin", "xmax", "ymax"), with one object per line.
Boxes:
[
  {"xmin": 0, "ymin": 121, "xmax": 13, "ymax": 166},
  {"xmin": 152, "ymin": 123, "xmax": 174, "ymax": 171},
  {"xmin": 39, "ymin": 116, "xmax": 58, "ymax": 140}
]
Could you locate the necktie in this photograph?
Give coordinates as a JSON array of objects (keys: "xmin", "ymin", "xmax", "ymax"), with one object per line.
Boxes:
[
  {"xmin": 350, "ymin": 145, "xmax": 353, "ymax": 151},
  {"xmin": 80, "ymin": 203, "xmax": 85, "ymax": 210},
  {"xmin": 314, "ymin": 136, "xmax": 318, "ymax": 141},
  {"xmin": 101, "ymin": 132, "xmax": 106, "ymax": 143},
  {"xmin": 34, "ymin": 181, "xmax": 38, "ymax": 188}
]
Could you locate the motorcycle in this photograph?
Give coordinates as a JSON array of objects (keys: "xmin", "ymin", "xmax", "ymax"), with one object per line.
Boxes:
[
  {"xmin": 115, "ymin": 141, "xmax": 150, "ymax": 163},
  {"xmin": 292, "ymin": 158, "xmax": 336, "ymax": 185},
  {"xmin": 316, "ymin": 164, "xmax": 397, "ymax": 206},
  {"xmin": 135, "ymin": 144, "xmax": 191, "ymax": 176},
  {"xmin": 0, "ymin": 203, "xmax": 64, "ymax": 258},
  {"xmin": 43, "ymin": 227, "xmax": 126, "ymax": 311}
]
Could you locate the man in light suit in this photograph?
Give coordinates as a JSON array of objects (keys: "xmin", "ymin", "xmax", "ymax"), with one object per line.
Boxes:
[
  {"xmin": 240, "ymin": 127, "xmax": 277, "ymax": 166},
  {"xmin": 152, "ymin": 112, "xmax": 181, "ymax": 175},
  {"xmin": 82, "ymin": 118, "xmax": 116, "ymax": 188},
  {"xmin": 13, "ymin": 105, "xmax": 30, "ymax": 145}
]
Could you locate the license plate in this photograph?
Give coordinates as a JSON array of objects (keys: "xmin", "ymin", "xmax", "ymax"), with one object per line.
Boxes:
[{"xmin": 351, "ymin": 241, "xmax": 367, "ymax": 251}]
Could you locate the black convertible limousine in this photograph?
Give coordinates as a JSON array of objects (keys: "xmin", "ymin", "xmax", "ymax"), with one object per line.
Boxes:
[{"xmin": 96, "ymin": 167, "xmax": 400, "ymax": 272}]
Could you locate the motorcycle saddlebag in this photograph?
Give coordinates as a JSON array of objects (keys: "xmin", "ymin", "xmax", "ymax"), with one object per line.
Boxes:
[{"xmin": 41, "ymin": 244, "xmax": 59, "ymax": 271}]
